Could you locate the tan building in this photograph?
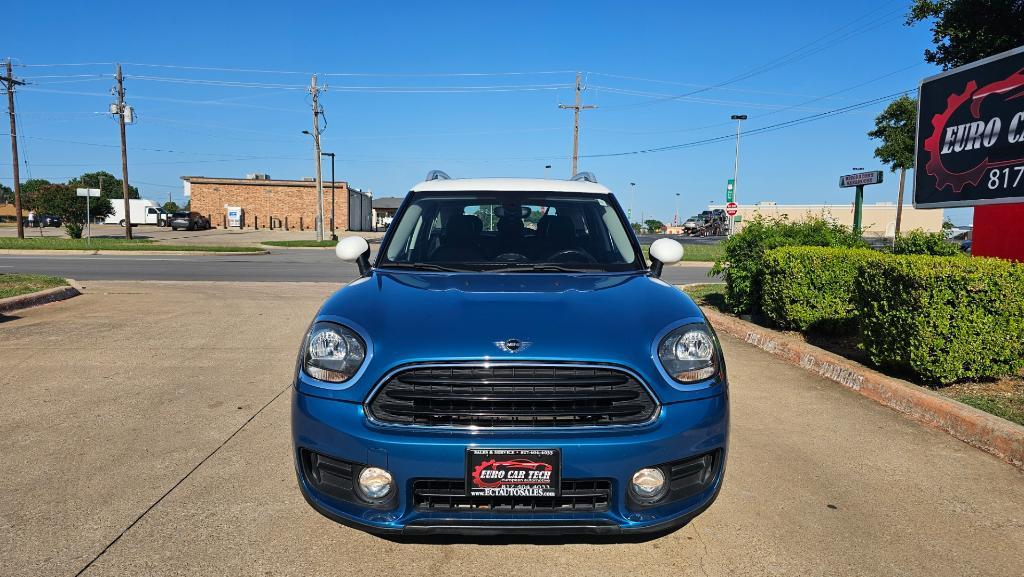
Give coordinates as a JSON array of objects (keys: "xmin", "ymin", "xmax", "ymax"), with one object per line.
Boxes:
[
  {"xmin": 181, "ymin": 174, "xmax": 372, "ymax": 231},
  {"xmin": 709, "ymin": 202, "xmax": 944, "ymax": 237}
]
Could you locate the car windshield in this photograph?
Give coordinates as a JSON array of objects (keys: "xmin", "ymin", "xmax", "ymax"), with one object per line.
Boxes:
[{"xmin": 377, "ymin": 191, "xmax": 643, "ymax": 272}]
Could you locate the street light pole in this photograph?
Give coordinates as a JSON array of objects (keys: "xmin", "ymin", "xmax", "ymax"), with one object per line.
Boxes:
[
  {"xmin": 675, "ymin": 193, "xmax": 680, "ymax": 227},
  {"xmin": 629, "ymin": 182, "xmax": 636, "ymax": 224},
  {"xmin": 729, "ymin": 114, "xmax": 747, "ymax": 236}
]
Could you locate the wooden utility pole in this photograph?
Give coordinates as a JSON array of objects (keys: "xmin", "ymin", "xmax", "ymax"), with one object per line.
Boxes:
[
  {"xmin": 3, "ymin": 59, "xmax": 26, "ymax": 239},
  {"xmin": 559, "ymin": 72, "xmax": 596, "ymax": 176},
  {"xmin": 115, "ymin": 64, "xmax": 133, "ymax": 240},
  {"xmin": 310, "ymin": 74, "xmax": 325, "ymax": 241}
]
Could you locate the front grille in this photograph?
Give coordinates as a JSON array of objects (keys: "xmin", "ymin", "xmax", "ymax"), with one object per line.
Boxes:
[
  {"xmin": 414, "ymin": 479, "xmax": 611, "ymax": 512},
  {"xmin": 367, "ymin": 364, "xmax": 657, "ymax": 427}
]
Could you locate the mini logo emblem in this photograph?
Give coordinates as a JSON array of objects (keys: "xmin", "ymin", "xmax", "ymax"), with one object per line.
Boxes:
[{"xmin": 495, "ymin": 338, "xmax": 531, "ymax": 353}]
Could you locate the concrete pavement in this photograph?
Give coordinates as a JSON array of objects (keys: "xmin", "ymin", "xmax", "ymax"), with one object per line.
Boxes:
[{"xmin": 1, "ymin": 281, "xmax": 1021, "ymax": 577}]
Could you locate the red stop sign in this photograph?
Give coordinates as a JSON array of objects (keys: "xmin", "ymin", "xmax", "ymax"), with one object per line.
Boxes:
[{"xmin": 726, "ymin": 202, "xmax": 738, "ymax": 216}]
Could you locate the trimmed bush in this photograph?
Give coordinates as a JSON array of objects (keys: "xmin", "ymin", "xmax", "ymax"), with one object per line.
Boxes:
[
  {"xmin": 889, "ymin": 229, "xmax": 961, "ymax": 256},
  {"xmin": 856, "ymin": 255, "xmax": 1024, "ymax": 384},
  {"xmin": 761, "ymin": 247, "xmax": 882, "ymax": 333},
  {"xmin": 710, "ymin": 216, "xmax": 866, "ymax": 315}
]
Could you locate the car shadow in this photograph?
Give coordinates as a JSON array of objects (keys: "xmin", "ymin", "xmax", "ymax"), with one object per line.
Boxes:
[{"xmin": 376, "ymin": 523, "xmax": 685, "ymax": 546}]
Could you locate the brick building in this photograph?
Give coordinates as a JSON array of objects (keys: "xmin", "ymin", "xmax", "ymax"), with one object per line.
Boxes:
[{"xmin": 181, "ymin": 174, "xmax": 372, "ymax": 231}]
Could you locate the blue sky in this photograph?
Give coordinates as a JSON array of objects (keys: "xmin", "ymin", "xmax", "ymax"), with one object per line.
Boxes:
[{"xmin": 4, "ymin": 0, "xmax": 968, "ymax": 224}]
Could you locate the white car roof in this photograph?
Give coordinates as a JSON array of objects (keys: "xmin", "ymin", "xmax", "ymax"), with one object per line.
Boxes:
[{"xmin": 410, "ymin": 177, "xmax": 612, "ymax": 194}]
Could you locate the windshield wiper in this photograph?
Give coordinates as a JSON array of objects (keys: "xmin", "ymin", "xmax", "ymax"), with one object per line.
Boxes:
[
  {"xmin": 379, "ymin": 262, "xmax": 469, "ymax": 272},
  {"xmin": 489, "ymin": 264, "xmax": 591, "ymax": 273}
]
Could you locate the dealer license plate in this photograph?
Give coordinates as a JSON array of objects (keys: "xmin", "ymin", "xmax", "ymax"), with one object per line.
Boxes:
[{"xmin": 466, "ymin": 448, "xmax": 561, "ymax": 497}]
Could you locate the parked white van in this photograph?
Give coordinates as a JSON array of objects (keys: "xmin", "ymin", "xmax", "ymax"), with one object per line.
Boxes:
[{"xmin": 104, "ymin": 199, "xmax": 168, "ymax": 227}]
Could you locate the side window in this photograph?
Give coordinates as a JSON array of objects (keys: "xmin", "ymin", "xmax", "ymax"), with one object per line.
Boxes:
[{"xmin": 147, "ymin": 208, "xmax": 157, "ymax": 214}]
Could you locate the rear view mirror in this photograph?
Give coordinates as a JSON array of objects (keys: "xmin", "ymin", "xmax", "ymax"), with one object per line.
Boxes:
[
  {"xmin": 336, "ymin": 237, "xmax": 372, "ymax": 276},
  {"xmin": 648, "ymin": 238, "xmax": 684, "ymax": 278}
]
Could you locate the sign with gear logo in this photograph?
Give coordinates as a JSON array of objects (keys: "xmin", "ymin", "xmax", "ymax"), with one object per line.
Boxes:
[{"xmin": 915, "ymin": 46, "xmax": 1024, "ymax": 208}]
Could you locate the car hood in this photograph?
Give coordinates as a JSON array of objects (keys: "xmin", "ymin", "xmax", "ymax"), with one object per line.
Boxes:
[{"xmin": 302, "ymin": 270, "xmax": 712, "ymax": 403}]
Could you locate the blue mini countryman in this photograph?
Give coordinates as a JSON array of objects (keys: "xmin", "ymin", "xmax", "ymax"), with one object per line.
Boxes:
[{"xmin": 292, "ymin": 172, "xmax": 728, "ymax": 536}]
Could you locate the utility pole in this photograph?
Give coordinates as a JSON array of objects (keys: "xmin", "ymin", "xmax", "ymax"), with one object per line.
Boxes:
[
  {"xmin": 3, "ymin": 60, "xmax": 26, "ymax": 239},
  {"xmin": 115, "ymin": 64, "xmax": 133, "ymax": 240},
  {"xmin": 321, "ymin": 152, "xmax": 337, "ymax": 240},
  {"xmin": 310, "ymin": 74, "xmax": 325, "ymax": 242},
  {"xmin": 729, "ymin": 114, "xmax": 747, "ymax": 236},
  {"xmin": 559, "ymin": 72, "xmax": 596, "ymax": 177}
]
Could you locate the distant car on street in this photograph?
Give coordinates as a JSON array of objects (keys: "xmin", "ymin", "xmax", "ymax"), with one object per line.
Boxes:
[
  {"xmin": 169, "ymin": 211, "xmax": 210, "ymax": 231},
  {"xmin": 26, "ymin": 214, "xmax": 61, "ymax": 228}
]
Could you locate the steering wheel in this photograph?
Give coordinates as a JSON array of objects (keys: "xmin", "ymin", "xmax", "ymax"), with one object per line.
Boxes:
[
  {"xmin": 546, "ymin": 249, "xmax": 597, "ymax": 264},
  {"xmin": 494, "ymin": 252, "xmax": 528, "ymax": 262}
]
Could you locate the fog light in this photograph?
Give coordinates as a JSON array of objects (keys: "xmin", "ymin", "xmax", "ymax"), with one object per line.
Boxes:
[
  {"xmin": 631, "ymin": 467, "xmax": 667, "ymax": 501},
  {"xmin": 357, "ymin": 467, "xmax": 393, "ymax": 500}
]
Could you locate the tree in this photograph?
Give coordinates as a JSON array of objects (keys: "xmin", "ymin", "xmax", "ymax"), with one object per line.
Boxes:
[
  {"xmin": 163, "ymin": 201, "xmax": 180, "ymax": 213},
  {"xmin": 868, "ymin": 95, "xmax": 917, "ymax": 236},
  {"xmin": 644, "ymin": 219, "xmax": 665, "ymax": 233},
  {"xmin": 19, "ymin": 179, "xmax": 52, "ymax": 209},
  {"xmin": 0, "ymin": 183, "xmax": 12, "ymax": 205},
  {"xmin": 906, "ymin": 1, "xmax": 1024, "ymax": 69},
  {"xmin": 66, "ymin": 171, "xmax": 139, "ymax": 201},
  {"xmin": 30, "ymin": 184, "xmax": 113, "ymax": 239}
]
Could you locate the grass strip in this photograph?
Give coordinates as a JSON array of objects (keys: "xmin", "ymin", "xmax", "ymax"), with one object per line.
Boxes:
[
  {"xmin": 0, "ymin": 238, "xmax": 263, "ymax": 253},
  {"xmin": 0, "ymin": 273, "xmax": 68, "ymax": 299}
]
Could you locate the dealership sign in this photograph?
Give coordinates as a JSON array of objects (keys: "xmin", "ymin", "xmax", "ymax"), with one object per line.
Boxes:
[
  {"xmin": 839, "ymin": 171, "xmax": 883, "ymax": 188},
  {"xmin": 915, "ymin": 46, "xmax": 1024, "ymax": 208}
]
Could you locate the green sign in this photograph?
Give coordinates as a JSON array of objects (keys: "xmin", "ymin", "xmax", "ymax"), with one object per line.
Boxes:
[
  {"xmin": 726, "ymin": 179, "xmax": 734, "ymax": 203},
  {"xmin": 734, "ymin": 215, "xmax": 742, "ymax": 222}
]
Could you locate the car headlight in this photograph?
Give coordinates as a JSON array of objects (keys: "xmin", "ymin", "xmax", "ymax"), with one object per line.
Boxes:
[
  {"xmin": 658, "ymin": 324, "xmax": 718, "ymax": 383},
  {"xmin": 303, "ymin": 322, "xmax": 366, "ymax": 382}
]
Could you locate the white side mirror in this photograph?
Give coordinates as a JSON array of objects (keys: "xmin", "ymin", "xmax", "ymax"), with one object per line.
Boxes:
[
  {"xmin": 336, "ymin": 236, "xmax": 372, "ymax": 276},
  {"xmin": 649, "ymin": 238, "xmax": 684, "ymax": 265},
  {"xmin": 336, "ymin": 236, "xmax": 370, "ymax": 262}
]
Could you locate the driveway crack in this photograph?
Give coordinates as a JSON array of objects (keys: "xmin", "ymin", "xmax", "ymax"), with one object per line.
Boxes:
[{"xmin": 73, "ymin": 383, "xmax": 292, "ymax": 576}]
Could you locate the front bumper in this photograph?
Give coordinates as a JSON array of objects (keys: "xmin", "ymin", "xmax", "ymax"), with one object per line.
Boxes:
[{"xmin": 292, "ymin": 389, "xmax": 728, "ymax": 535}]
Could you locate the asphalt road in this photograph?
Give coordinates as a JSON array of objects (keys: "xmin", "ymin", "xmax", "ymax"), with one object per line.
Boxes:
[
  {"xmin": 0, "ymin": 251, "xmax": 716, "ymax": 284},
  {"xmin": 2, "ymin": 281, "xmax": 1022, "ymax": 577}
]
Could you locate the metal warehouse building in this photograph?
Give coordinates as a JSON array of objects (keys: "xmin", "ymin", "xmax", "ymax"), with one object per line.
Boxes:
[{"xmin": 181, "ymin": 173, "xmax": 373, "ymax": 231}]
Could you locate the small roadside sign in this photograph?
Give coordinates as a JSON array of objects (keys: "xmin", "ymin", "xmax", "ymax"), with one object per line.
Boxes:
[
  {"xmin": 839, "ymin": 171, "xmax": 884, "ymax": 188},
  {"xmin": 76, "ymin": 188, "xmax": 101, "ymax": 243},
  {"xmin": 726, "ymin": 202, "xmax": 738, "ymax": 216}
]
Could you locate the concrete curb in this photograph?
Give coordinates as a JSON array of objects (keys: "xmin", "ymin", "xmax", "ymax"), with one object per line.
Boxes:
[
  {"xmin": 684, "ymin": 288, "xmax": 1024, "ymax": 470},
  {"xmin": 0, "ymin": 249, "xmax": 270, "ymax": 256},
  {"xmin": 0, "ymin": 284, "xmax": 81, "ymax": 313}
]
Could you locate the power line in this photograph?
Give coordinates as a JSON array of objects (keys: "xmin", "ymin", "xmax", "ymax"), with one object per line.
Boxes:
[
  {"xmin": 602, "ymin": 1, "xmax": 903, "ymax": 110},
  {"xmin": 581, "ymin": 89, "xmax": 914, "ymax": 159}
]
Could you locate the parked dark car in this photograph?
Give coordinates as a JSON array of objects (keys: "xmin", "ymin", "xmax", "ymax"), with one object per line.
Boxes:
[
  {"xmin": 26, "ymin": 215, "xmax": 62, "ymax": 228},
  {"xmin": 169, "ymin": 211, "xmax": 210, "ymax": 231}
]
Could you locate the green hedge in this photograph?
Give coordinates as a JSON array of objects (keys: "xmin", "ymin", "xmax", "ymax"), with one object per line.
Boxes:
[
  {"xmin": 856, "ymin": 256, "xmax": 1024, "ymax": 384},
  {"xmin": 710, "ymin": 216, "xmax": 865, "ymax": 315},
  {"xmin": 761, "ymin": 247, "xmax": 882, "ymax": 333}
]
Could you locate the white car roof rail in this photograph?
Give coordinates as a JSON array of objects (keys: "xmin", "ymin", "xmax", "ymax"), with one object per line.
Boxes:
[{"xmin": 570, "ymin": 171, "xmax": 597, "ymax": 183}]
